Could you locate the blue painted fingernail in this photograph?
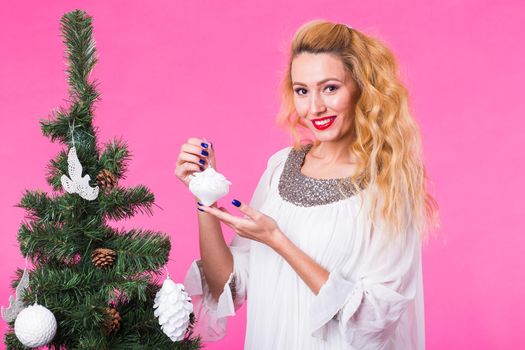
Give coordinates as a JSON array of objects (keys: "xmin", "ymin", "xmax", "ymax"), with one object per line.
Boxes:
[
  {"xmin": 197, "ymin": 202, "xmax": 202, "ymax": 206},
  {"xmin": 232, "ymin": 199, "xmax": 241, "ymax": 207},
  {"xmin": 201, "ymin": 142, "xmax": 208, "ymax": 148},
  {"xmin": 199, "ymin": 166, "xmax": 204, "ymax": 171},
  {"xmin": 197, "ymin": 207, "xmax": 204, "ymax": 212},
  {"xmin": 201, "ymin": 150, "xmax": 209, "ymax": 156},
  {"xmin": 199, "ymin": 159, "xmax": 205, "ymax": 165}
]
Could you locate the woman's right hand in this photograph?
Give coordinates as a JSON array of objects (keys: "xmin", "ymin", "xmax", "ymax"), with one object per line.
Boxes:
[{"xmin": 174, "ymin": 137, "xmax": 216, "ymax": 188}]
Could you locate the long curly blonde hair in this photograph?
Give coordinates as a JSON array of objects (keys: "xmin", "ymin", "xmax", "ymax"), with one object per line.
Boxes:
[{"xmin": 276, "ymin": 20, "xmax": 439, "ymax": 243}]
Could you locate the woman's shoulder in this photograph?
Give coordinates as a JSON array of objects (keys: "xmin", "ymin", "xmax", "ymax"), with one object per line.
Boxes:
[{"xmin": 266, "ymin": 145, "xmax": 293, "ymax": 168}]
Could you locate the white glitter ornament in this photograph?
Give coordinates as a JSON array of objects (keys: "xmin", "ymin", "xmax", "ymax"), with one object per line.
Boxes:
[
  {"xmin": 188, "ymin": 167, "xmax": 232, "ymax": 206},
  {"xmin": 153, "ymin": 275, "xmax": 193, "ymax": 342},
  {"xmin": 61, "ymin": 146, "xmax": 99, "ymax": 201},
  {"xmin": 14, "ymin": 303, "xmax": 57, "ymax": 347}
]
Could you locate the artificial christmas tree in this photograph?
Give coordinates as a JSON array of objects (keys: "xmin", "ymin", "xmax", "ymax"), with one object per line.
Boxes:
[{"xmin": 2, "ymin": 9, "xmax": 201, "ymax": 350}]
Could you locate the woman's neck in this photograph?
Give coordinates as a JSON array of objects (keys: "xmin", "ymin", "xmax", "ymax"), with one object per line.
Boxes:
[{"xmin": 310, "ymin": 139, "xmax": 357, "ymax": 166}]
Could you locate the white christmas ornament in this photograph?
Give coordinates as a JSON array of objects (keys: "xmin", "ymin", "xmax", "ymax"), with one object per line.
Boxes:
[
  {"xmin": 14, "ymin": 303, "xmax": 57, "ymax": 347},
  {"xmin": 60, "ymin": 146, "xmax": 99, "ymax": 200},
  {"xmin": 153, "ymin": 276, "xmax": 193, "ymax": 342},
  {"xmin": 189, "ymin": 167, "xmax": 232, "ymax": 206}
]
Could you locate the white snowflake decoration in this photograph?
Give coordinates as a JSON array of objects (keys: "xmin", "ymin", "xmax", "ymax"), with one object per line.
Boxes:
[{"xmin": 60, "ymin": 146, "xmax": 99, "ymax": 200}]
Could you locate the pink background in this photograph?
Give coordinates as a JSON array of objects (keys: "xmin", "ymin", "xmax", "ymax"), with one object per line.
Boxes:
[{"xmin": 1, "ymin": 1, "xmax": 523, "ymax": 349}]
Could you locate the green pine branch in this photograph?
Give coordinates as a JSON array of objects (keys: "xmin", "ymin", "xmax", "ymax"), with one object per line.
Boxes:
[
  {"xmin": 18, "ymin": 265, "xmax": 152, "ymax": 307},
  {"xmin": 105, "ymin": 229, "xmax": 171, "ymax": 276},
  {"xmin": 99, "ymin": 138, "xmax": 132, "ymax": 180},
  {"xmin": 40, "ymin": 9, "xmax": 100, "ymax": 151},
  {"xmin": 18, "ymin": 190, "xmax": 55, "ymax": 221},
  {"xmin": 100, "ymin": 185, "xmax": 155, "ymax": 220},
  {"xmin": 40, "ymin": 107, "xmax": 98, "ymax": 147},
  {"xmin": 60, "ymin": 10, "xmax": 98, "ymax": 100},
  {"xmin": 17, "ymin": 190, "xmax": 100, "ymax": 228},
  {"xmin": 18, "ymin": 220, "xmax": 85, "ymax": 263}
]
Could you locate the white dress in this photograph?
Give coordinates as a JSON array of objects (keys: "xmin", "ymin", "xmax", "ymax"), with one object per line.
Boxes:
[{"xmin": 184, "ymin": 144, "xmax": 425, "ymax": 350}]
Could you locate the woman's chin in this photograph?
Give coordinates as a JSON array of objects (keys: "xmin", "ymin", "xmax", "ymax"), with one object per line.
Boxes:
[{"xmin": 311, "ymin": 129, "xmax": 338, "ymax": 141}]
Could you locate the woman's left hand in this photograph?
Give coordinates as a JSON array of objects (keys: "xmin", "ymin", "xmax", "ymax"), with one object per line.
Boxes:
[{"xmin": 198, "ymin": 199, "xmax": 284, "ymax": 249}]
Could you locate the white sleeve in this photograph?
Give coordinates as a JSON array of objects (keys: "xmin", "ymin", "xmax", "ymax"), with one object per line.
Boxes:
[
  {"xmin": 183, "ymin": 146, "xmax": 291, "ymax": 341},
  {"xmin": 309, "ymin": 199, "xmax": 422, "ymax": 349}
]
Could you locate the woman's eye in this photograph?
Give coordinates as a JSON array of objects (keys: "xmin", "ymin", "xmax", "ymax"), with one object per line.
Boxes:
[
  {"xmin": 294, "ymin": 85, "xmax": 338, "ymax": 95},
  {"xmin": 294, "ymin": 88, "xmax": 307, "ymax": 95},
  {"xmin": 325, "ymin": 85, "xmax": 338, "ymax": 92}
]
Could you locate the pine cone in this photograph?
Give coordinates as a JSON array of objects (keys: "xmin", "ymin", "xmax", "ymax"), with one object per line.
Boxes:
[
  {"xmin": 91, "ymin": 248, "xmax": 116, "ymax": 268},
  {"xmin": 104, "ymin": 307, "xmax": 121, "ymax": 335},
  {"xmin": 96, "ymin": 169, "xmax": 117, "ymax": 192}
]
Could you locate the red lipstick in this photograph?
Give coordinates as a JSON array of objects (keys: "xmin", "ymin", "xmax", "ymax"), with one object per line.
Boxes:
[{"xmin": 311, "ymin": 115, "xmax": 337, "ymax": 130}]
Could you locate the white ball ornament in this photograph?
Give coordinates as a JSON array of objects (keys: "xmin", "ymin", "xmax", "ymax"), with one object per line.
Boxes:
[
  {"xmin": 153, "ymin": 276, "xmax": 193, "ymax": 342},
  {"xmin": 14, "ymin": 303, "xmax": 57, "ymax": 347}
]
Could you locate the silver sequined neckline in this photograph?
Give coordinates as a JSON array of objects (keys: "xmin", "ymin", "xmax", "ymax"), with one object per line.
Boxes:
[{"xmin": 278, "ymin": 144, "xmax": 365, "ymax": 207}]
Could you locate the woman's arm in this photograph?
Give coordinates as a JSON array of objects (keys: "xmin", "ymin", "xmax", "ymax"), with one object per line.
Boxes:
[
  {"xmin": 271, "ymin": 233, "xmax": 329, "ymax": 295},
  {"xmin": 195, "ymin": 196, "xmax": 234, "ymax": 301},
  {"xmin": 198, "ymin": 200, "xmax": 329, "ymax": 296}
]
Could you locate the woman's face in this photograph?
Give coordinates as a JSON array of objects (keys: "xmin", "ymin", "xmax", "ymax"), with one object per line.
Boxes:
[{"xmin": 291, "ymin": 52, "xmax": 359, "ymax": 143}]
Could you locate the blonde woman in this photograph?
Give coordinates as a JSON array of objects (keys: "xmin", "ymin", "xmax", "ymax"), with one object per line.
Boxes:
[{"xmin": 176, "ymin": 20, "xmax": 439, "ymax": 349}]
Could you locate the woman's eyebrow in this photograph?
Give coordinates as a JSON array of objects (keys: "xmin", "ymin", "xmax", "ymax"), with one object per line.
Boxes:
[{"xmin": 292, "ymin": 78, "xmax": 343, "ymax": 86}]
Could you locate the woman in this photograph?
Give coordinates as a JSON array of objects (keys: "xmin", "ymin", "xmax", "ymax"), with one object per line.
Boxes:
[{"xmin": 175, "ymin": 20, "xmax": 438, "ymax": 350}]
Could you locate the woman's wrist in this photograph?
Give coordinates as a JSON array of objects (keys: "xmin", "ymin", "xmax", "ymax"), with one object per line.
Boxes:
[
  {"xmin": 269, "ymin": 229, "xmax": 289, "ymax": 253},
  {"xmin": 194, "ymin": 197, "xmax": 218, "ymax": 208}
]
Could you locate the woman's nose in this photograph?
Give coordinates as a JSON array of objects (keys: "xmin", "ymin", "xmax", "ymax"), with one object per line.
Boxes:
[{"xmin": 309, "ymin": 93, "xmax": 326, "ymax": 115}]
